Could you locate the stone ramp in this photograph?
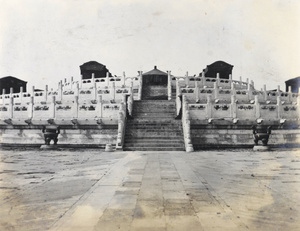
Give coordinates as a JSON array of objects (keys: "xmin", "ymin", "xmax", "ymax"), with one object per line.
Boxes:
[{"xmin": 124, "ymin": 100, "xmax": 185, "ymax": 151}]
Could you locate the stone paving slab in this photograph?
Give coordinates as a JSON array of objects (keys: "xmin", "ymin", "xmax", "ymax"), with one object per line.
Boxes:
[{"xmin": 0, "ymin": 148, "xmax": 299, "ymax": 230}]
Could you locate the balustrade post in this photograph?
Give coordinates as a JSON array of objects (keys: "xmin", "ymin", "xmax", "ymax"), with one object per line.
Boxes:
[
  {"xmin": 106, "ymin": 72, "xmax": 110, "ymax": 86},
  {"xmin": 263, "ymin": 84, "xmax": 267, "ymax": 101},
  {"xmin": 277, "ymin": 96, "xmax": 282, "ymax": 119},
  {"xmin": 255, "ymin": 95, "xmax": 260, "ymax": 119},
  {"xmin": 28, "ymin": 96, "xmax": 34, "ymax": 119},
  {"xmin": 214, "ymin": 82, "xmax": 218, "ymax": 99},
  {"xmin": 44, "ymin": 85, "xmax": 48, "ymax": 102},
  {"xmin": 251, "ymin": 80, "xmax": 254, "ymax": 89},
  {"xmin": 167, "ymin": 71, "xmax": 172, "ymax": 100},
  {"xmin": 231, "ymin": 95, "xmax": 237, "ymax": 118},
  {"xmin": 58, "ymin": 81, "xmax": 63, "ymax": 101},
  {"xmin": 207, "ymin": 95, "xmax": 212, "ymax": 118},
  {"xmin": 74, "ymin": 96, "xmax": 79, "ymax": 119},
  {"xmin": 116, "ymin": 103, "xmax": 125, "ymax": 150},
  {"xmin": 216, "ymin": 73, "xmax": 220, "ymax": 85},
  {"xmin": 112, "ymin": 82, "xmax": 116, "ymax": 101},
  {"xmin": 123, "ymin": 72, "xmax": 126, "ymax": 86},
  {"xmin": 9, "ymin": 96, "xmax": 13, "ymax": 118},
  {"xmin": 185, "ymin": 72, "xmax": 189, "ymax": 87},
  {"xmin": 10, "ymin": 87, "xmax": 13, "ymax": 98},
  {"xmin": 93, "ymin": 81, "xmax": 97, "ymax": 100},
  {"xmin": 92, "ymin": 73, "xmax": 95, "ymax": 83},
  {"xmin": 2, "ymin": 89, "xmax": 5, "ymax": 104},
  {"xmin": 20, "ymin": 86, "xmax": 23, "ymax": 103},
  {"xmin": 75, "ymin": 82, "xmax": 80, "ymax": 96},
  {"xmin": 195, "ymin": 80, "xmax": 199, "ymax": 102},
  {"xmin": 247, "ymin": 82, "xmax": 253, "ymax": 101},
  {"xmin": 98, "ymin": 95, "xmax": 103, "ymax": 118},
  {"xmin": 288, "ymin": 86, "xmax": 292, "ymax": 102},
  {"xmin": 51, "ymin": 96, "xmax": 56, "ymax": 119}
]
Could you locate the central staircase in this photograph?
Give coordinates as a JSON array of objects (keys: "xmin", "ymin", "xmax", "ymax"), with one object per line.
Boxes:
[{"xmin": 123, "ymin": 100, "xmax": 185, "ymax": 151}]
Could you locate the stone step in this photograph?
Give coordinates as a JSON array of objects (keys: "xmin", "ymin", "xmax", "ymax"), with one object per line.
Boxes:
[
  {"xmin": 123, "ymin": 147, "xmax": 185, "ymax": 151},
  {"xmin": 132, "ymin": 109, "xmax": 175, "ymax": 113},
  {"xmin": 126, "ymin": 126, "xmax": 182, "ymax": 130},
  {"xmin": 125, "ymin": 131, "xmax": 183, "ymax": 136},
  {"xmin": 124, "ymin": 139, "xmax": 183, "ymax": 144},
  {"xmin": 132, "ymin": 113, "xmax": 175, "ymax": 118},
  {"xmin": 124, "ymin": 143, "xmax": 184, "ymax": 147},
  {"xmin": 127, "ymin": 119, "xmax": 182, "ymax": 124},
  {"xmin": 124, "ymin": 136, "xmax": 183, "ymax": 140}
]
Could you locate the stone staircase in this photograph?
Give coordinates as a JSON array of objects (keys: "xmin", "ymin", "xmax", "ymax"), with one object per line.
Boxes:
[{"xmin": 123, "ymin": 100, "xmax": 185, "ymax": 151}]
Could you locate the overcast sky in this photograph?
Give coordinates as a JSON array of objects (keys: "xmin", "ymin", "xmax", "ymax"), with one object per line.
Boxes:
[{"xmin": 0, "ymin": 0, "xmax": 299, "ymax": 91}]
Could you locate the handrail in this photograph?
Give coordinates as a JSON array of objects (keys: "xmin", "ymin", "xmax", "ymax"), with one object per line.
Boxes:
[{"xmin": 182, "ymin": 95, "xmax": 194, "ymax": 152}]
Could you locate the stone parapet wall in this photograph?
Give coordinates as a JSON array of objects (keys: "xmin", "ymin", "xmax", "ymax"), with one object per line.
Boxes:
[
  {"xmin": 190, "ymin": 120, "xmax": 300, "ymax": 149},
  {"xmin": 0, "ymin": 125, "xmax": 118, "ymax": 148}
]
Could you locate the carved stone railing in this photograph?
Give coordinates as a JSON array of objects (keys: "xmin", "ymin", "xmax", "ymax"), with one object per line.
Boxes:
[
  {"xmin": 182, "ymin": 95, "xmax": 194, "ymax": 152},
  {"xmin": 116, "ymin": 101, "xmax": 126, "ymax": 150}
]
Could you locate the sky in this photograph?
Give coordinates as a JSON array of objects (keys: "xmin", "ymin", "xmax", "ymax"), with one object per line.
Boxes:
[{"xmin": 0, "ymin": 0, "xmax": 299, "ymax": 91}]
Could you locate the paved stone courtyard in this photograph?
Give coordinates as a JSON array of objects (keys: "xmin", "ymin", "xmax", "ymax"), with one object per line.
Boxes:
[{"xmin": 0, "ymin": 148, "xmax": 299, "ymax": 231}]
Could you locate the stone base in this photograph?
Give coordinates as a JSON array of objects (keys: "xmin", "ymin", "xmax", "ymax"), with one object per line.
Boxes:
[
  {"xmin": 253, "ymin": 145, "xmax": 270, "ymax": 151},
  {"xmin": 105, "ymin": 144, "xmax": 114, "ymax": 152},
  {"xmin": 40, "ymin": 144, "xmax": 59, "ymax": 150}
]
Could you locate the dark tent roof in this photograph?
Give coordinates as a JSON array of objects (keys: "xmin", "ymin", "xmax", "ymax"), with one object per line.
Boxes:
[
  {"xmin": 201, "ymin": 61, "xmax": 233, "ymax": 79},
  {"xmin": 143, "ymin": 66, "xmax": 167, "ymax": 76},
  {"xmin": 285, "ymin": 76, "xmax": 300, "ymax": 84},
  {"xmin": 80, "ymin": 61, "xmax": 108, "ymax": 72},
  {"xmin": 0, "ymin": 76, "xmax": 27, "ymax": 83},
  {"xmin": 80, "ymin": 61, "xmax": 112, "ymax": 79}
]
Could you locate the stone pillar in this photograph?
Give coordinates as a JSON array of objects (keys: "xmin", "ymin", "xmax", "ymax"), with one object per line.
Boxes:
[
  {"xmin": 185, "ymin": 72, "xmax": 189, "ymax": 87},
  {"xmin": 92, "ymin": 73, "xmax": 95, "ymax": 83},
  {"xmin": 247, "ymin": 82, "xmax": 252, "ymax": 101},
  {"xmin": 116, "ymin": 103, "xmax": 125, "ymax": 150},
  {"xmin": 214, "ymin": 82, "xmax": 218, "ymax": 99},
  {"xmin": 255, "ymin": 95, "xmax": 260, "ymax": 119},
  {"xmin": 9, "ymin": 96, "xmax": 13, "ymax": 118},
  {"xmin": 167, "ymin": 71, "xmax": 172, "ymax": 100},
  {"xmin": 138, "ymin": 71, "xmax": 143, "ymax": 100},
  {"xmin": 263, "ymin": 84, "xmax": 267, "ymax": 101},
  {"xmin": 28, "ymin": 96, "xmax": 34, "ymax": 119},
  {"xmin": 93, "ymin": 81, "xmax": 97, "ymax": 100},
  {"xmin": 123, "ymin": 72, "xmax": 126, "ymax": 86},
  {"xmin": 31, "ymin": 85, "xmax": 35, "ymax": 96},
  {"xmin": 51, "ymin": 96, "xmax": 56, "ymax": 119},
  {"xmin": 195, "ymin": 80, "xmax": 199, "ymax": 102},
  {"xmin": 44, "ymin": 85, "xmax": 48, "ymax": 102},
  {"xmin": 239, "ymin": 76, "xmax": 242, "ymax": 88},
  {"xmin": 251, "ymin": 80, "xmax": 254, "ymax": 89},
  {"xmin": 216, "ymin": 73, "xmax": 220, "ymax": 86},
  {"xmin": 112, "ymin": 82, "xmax": 116, "ymax": 101},
  {"xmin": 277, "ymin": 95, "xmax": 281, "ymax": 119},
  {"xmin": 75, "ymin": 82, "xmax": 80, "ymax": 96},
  {"xmin": 176, "ymin": 78, "xmax": 180, "ymax": 97},
  {"xmin": 98, "ymin": 95, "xmax": 103, "ymax": 118},
  {"xmin": 2, "ymin": 88, "xmax": 5, "ymax": 104},
  {"xmin": 231, "ymin": 95, "xmax": 237, "ymax": 118},
  {"xmin": 288, "ymin": 86, "xmax": 292, "ymax": 102},
  {"xmin": 58, "ymin": 81, "xmax": 63, "ymax": 101},
  {"xmin": 277, "ymin": 85, "xmax": 280, "ymax": 93},
  {"xmin": 20, "ymin": 86, "xmax": 23, "ymax": 103},
  {"xmin": 206, "ymin": 95, "xmax": 212, "ymax": 118},
  {"xmin": 74, "ymin": 96, "xmax": 79, "ymax": 119},
  {"xmin": 106, "ymin": 72, "xmax": 110, "ymax": 86},
  {"xmin": 231, "ymin": 81, "xmax": 235, "ymax": 90}
]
